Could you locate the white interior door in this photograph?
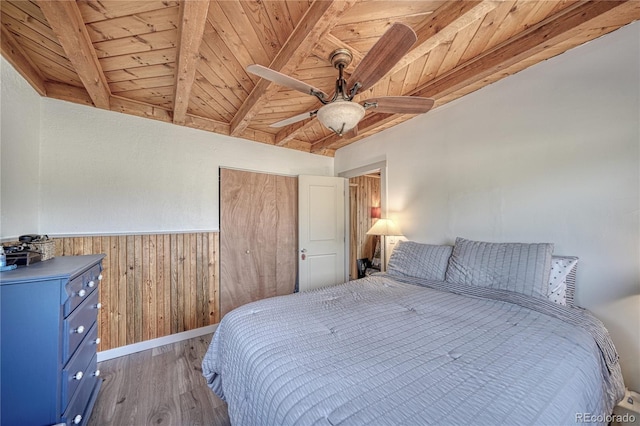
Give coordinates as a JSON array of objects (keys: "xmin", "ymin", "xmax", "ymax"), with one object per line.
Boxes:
[{"xmin": 298, "ymin": 175, "xmax": 347, "ymax": 292}]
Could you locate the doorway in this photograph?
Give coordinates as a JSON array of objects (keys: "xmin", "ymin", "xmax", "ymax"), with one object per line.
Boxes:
[
  {"xmin": 339, "ymin": 161, "xmax": 387, "ymax": 280},
  {"xmin": 298, "ymin": 175, "xmax": 347, "ymax": 291}
]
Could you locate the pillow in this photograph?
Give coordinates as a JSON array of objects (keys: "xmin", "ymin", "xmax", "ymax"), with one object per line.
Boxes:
[
  {"xmin": 387, "ymin": 240, "xmax": 453, "ymax": 281},
  {"xmin": 547, "ymin": 256, "xmax": 579, "ymax": 306},
  {"xmin": 445, "ymin": 237, "xmax": 554, "ymax": 298}
]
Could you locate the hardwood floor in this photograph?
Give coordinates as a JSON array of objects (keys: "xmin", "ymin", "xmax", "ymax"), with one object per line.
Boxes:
[{"xmin": 88, "ymin": 334, "xmax": 230, "ymax": 426}]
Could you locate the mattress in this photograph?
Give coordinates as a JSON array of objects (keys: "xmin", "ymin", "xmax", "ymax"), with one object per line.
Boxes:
[{"xmin": 202, "ymin": 274, "xmax": 624, "ymax": 425}]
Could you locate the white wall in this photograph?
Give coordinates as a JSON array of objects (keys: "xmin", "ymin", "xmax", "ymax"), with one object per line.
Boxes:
[
  {"xmin": 0, "ymin": 66, "xmax": 332, "ymax": 236},
  {"xmin": 1, "ymin": 58, "xmax": 41, "ymax": 239},
  {"xmin": 38, "ymin": 100, "xmax": 332, "ymax": 234},
  {"xmin": 1, "ymin": 60, "xmax": 332, "ymax": 238},
  {"xmin": 336, "ymin": 23, "xmax": 640, "ymax": 390},
  {"xmin": 0, "ymin": 67, "xmax": 334, "ymax": 237}
]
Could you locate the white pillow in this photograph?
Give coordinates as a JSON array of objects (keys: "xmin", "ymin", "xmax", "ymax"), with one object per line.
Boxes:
[{"xmin": 547, "ymin": 256, "xmax": 579, "ymax": 306}]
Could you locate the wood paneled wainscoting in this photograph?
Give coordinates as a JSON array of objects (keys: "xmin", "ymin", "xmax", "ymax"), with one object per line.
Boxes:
[{"xmin": 54, "ymin": 232, "xmax": 219, "ymax": 352}]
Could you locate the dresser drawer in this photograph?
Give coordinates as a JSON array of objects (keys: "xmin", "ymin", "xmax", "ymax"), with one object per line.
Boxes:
[
  {"xmin": 61, "ymin": 354, "xmax": 100, "ymax": 426},
  {"xmin": 64, "ymin": 264, "xmax": 102, "ymax": 318},
  {"xmin": 63, "ymin": 290, "xmax": 99, "ymax": 363},
  {"xmin": 61, "ymin": 322, "xmax": 98, "ymax": 412}
]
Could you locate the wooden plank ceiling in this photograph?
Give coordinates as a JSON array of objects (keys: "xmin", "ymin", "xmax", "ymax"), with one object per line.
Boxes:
[{"xmin": 2, "ymin": 1, "xmax": 639, "ymax": 156}]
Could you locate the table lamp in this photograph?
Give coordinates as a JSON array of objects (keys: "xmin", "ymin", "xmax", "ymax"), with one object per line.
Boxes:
[{"xmin": 366, "ymin": 218, "xmax": 403, "ymax": 271}]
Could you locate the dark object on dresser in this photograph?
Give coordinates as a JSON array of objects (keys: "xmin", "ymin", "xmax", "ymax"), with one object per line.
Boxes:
[
  {"xmin": 356, "ymin": 258, "xmax": 369, "ymax": 278},
  {"xmin": 0, "ymin": 254, "xmax": 105, "ymax": 426},
  {"xmin": 6, "ymin": 249, "xmax": 42, "ymax": 266}
]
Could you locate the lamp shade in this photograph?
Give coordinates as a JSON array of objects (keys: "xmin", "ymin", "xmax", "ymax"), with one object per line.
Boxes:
[
  {"xmin": 371, "ymin": 207, "xmax": 381, "ymax": 219},
  {"xmin": 317, "ymin": 100, "xmax": 365, "ymax": 136},
  {"xmin": 366, "ymin": 218, "xmax": 402, "ymax": 236}
]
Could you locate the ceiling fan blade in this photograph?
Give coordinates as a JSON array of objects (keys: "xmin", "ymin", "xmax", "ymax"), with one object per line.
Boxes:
[
  {"xmin": 363, "ymin": 96, "xmax": 434, "ymax": 114},
  {"xmin": 247, "ymin": 64, "xmax": 328, "ymax": 99},
  {"xmin": 270, "ymin": 110, "xmax": 318, "ymax": 128},
  {"xmin": 348, "ymin": 23, "xmax": 417, "ymax": 93}
]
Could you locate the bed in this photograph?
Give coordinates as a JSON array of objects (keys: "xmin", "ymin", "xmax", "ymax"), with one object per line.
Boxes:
[{"xmin": 203, "ymin": 238, "xmax": 625, "ymax": 425}]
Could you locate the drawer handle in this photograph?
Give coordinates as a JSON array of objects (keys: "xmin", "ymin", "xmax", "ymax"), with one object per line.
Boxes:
[
  {"xmin": 73, "ymin": 371, "xmax": 83, "ymax": 380},
  {"xmin": 94, "ymin": 302, "xmax": 102, "ymax": 309},
  {"xmin": 94, "ymin": 337, "xmax": 101, "ymax": 345},
  {"xmin": 98, "ymin": 273, "xmax": 103, "ymax": 281},
  {"xmin": 94, "ymin": 369, "xmax": 101, "ymax": 377},
  {"xmin": 73, "ymin": 414, "xmax": 82, "ymax": 425},
  {"xmin": 88, "ymin": 280, "xmax": 95, "ymax": 288},
  {"xmin": 74, "ymin": 325, "xmax": 85, "ymax": 334},
  {"xmin": 77, "ymin": 289, "xmax": 86, "ymax": 298}
]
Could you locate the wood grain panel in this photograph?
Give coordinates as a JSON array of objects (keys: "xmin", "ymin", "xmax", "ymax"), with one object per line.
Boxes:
[
  {"xmin": 85, "ymin": 7, "xmax": 180, "ymax": 42},
  {"xmin": 275, "ymin": 175, "xmax": 298, "ymax": 296},
  {"xmin": 93, "ymin": 29, "xmax": 178, "ymax": 59},
  {"xmin": 220, "ymin": 169, "xmax": 257, "ymax": 318},
  {"xmin": 104, "ymin": 63, "xmax": 176, "ymax": 83},
  {"xmin": 0, "ymin": 24, "xmax": 46, "ymax": 95},
  {"xmin": 349, "ymin": 175, "xmax": 381, "ymax": 279},
  {"xmin": 1, "ymin": 12, "xmax": 68, "ymax": 58},
  {"xmin": 76, "ymin": 0, "xmax": 180, "ymax": 24},
  {"xmin": 199, "ymin": 20, "xmax": 256, "ymax": 94},
  {"xmin": 54, "ymin": 232, "xmax": 219, "ymax": 351},
  {"xmin": 1, "ymin": 2, "xmax": 62, "ymax": 50},
  {"xmin": 220, "ymin": 169, "xmax": 297, "ymax": 318},
  {"xmin": 112, "ymin": 85, "xmax": 175, "ymax": 109},
  {"xmin": 99, "ymin": 47, "xmax": 177, "ymax": 72}
]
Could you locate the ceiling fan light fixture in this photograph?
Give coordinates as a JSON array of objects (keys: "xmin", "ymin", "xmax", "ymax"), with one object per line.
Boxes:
[{"xmin": 317, "ymin": 100, "xmax": 365, "ymax": 136}]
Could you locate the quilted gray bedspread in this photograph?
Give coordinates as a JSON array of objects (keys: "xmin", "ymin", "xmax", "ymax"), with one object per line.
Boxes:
[{"xmin": 202, "ymin": 274, "xmax": 624, "ymax": 425}]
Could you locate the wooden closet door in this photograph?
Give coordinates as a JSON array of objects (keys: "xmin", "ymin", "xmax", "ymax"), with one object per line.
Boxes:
[
  {"xmin": 220, "ymin": 169, "xmax": 297, "ymax": 318},
  {"xmin": 275, "ymin": 175, "xmax": 298, "ymax": 296}
]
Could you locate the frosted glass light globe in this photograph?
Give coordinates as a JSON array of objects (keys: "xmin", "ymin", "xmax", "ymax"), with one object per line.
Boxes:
[{"xmin": 317, "ymin": 100, "xmax": 365, "ymax": 136}]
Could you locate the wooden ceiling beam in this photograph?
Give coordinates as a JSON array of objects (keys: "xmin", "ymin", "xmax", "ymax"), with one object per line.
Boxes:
[
  {"xmin": 276, "ymin": 118, "xmax": 317, "ymax": 147},
  {"xmin": 172, "ymin": 0, "xmax": 210, "ymax": 125},
  {"xmin": 229, "ymin": 0, "xmax": 357, "ymax": 137},
  {"xmin": 45, "ymin": 81, "xmax": 93, "ymax": 105},
  {"xmin": 110, "ymin": 95, "xmax": 173, "ymax": 123},
  {"xmin": 37, "ymin": 0, "xmax": 111, "ymax": 109},
  {"xmin": 0, "ymin": 25, "xmax": 47, "ymax": 96},
  {"xmin": 387, "ymin": 1, "xmax": 499, "ymax": 76},
  {"xmin": 312, "ymin": 0, "xmax": 630, "ymax": 153}
]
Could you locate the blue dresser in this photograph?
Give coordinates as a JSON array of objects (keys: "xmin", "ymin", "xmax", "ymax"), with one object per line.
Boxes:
[{"xmin": 1, "ymin": 254, "xmax": 105, "ymax": 426}]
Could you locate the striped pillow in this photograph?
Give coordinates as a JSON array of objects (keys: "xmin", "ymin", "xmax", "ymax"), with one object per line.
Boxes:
[
  {"xmin": 387, "ymin": 241, "xmax": 453, "ymax": 281},
  {"xmin": 445, "ymin": 237, "xmax": 554, "ymax": 299}
]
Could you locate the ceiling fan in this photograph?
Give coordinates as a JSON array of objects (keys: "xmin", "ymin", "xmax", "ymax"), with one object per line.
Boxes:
[{"xmin": 247, "ymin": 23, "xmax": 435, "ymax": 137}]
